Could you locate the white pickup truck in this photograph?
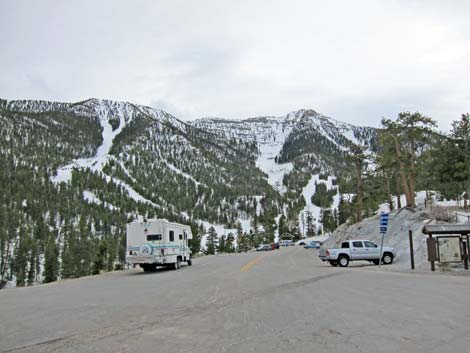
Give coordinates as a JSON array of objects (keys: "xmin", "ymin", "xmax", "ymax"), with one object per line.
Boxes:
[{"xmin": 319, "ymin": 239, "xmax": 396, "ymax": 267}]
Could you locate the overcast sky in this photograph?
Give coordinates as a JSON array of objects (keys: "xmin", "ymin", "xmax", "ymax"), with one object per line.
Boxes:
[{"xmin": 1, "ymin": 0, "xmax": 469, "ymax": 130}]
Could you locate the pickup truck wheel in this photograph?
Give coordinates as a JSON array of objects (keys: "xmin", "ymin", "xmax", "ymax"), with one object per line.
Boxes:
[
  {"xmin": 187, "ymin": 258, "xmax": 192, "ymax": 266},
  {"xmin": 338, "ymin": 255, "xmax": 349, "ymax": 267},
  {"xmin": 372, "ymin": 259, "xmax": 380, "ymax": 265},
  {"xmin": 382, "ymin": 253, "xmax": 394, "ymax": 265},
  {"xmin": 329, "ymin": 261, "xmax": 338, "ymax": 267}
]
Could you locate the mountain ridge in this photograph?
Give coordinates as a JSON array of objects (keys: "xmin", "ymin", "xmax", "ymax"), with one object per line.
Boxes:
[{"xmin": 0, "ymin": 97, "xmax": 378, "ymax": 287}]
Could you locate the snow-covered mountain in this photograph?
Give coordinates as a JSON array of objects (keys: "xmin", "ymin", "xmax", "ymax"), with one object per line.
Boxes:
[
  {"xmin": 0, "ymin": 97, "xmax": 378, "ymax": 287},
  {"xmin": 191, "ymin": 109, "xmax": 377, "ymax": 236}
]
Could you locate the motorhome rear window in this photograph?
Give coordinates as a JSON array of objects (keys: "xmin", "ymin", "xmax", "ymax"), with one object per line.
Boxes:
[
  {"xmin": 169, "ymin": 231, "xmax": 174, "ymax": 242},
  {"xmin": 147, "ymin": 234, "xmax": 162, "ymax": 241}
]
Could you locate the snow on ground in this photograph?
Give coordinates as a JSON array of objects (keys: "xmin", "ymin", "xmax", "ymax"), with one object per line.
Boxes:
[
  {"xmin": 378, "ymin": 191, "xmax": 463, "ymax": 214},
  {"xmin": 114, "ymin": 158, "xmax": 137, "ymax": 184},
  {"xmin": 50, "ymin": 101, "xmax": 161, "ymax": 208},
  {"xmin": 103, "ymin": 174, "xmax": 160, "ymax": 208},
  {"xmin": 198, "ymin": 218, "xmax": 263, "ymax": 251},
  {"xmin": 322, "ymin": 207, "xmax": 434, "ymax": 272},
  {"xmin": 51, "ymin": 100, "xmax": 127, "ymax": 184},
  {"xmin": 82, "ymin": 190, "xmax": 118, "ymax": 211},
  {"xmin": 327, "ymin": 191, "xmax": 470, "ymax": 273},
  {"xmin": 255, "ymin": 122, "xmax": 293, "ymax": 194},
  {"xmin": 253, "ymin": 196, "xmax": 263, "ymax": 216},
  {"xmin": 164, "ymin": 160, "xmax": 203, "ymax": 187},
  {"xmin": 295, "ymin": 234, "xmax": 330, "ymax": 245},
  {"xmin": 455, "ymin": 212, "xmax": 470, "ymax": 223},
  {"xmin": 298, "ymin": 174, "xmax": 339, "ymax": 239}
]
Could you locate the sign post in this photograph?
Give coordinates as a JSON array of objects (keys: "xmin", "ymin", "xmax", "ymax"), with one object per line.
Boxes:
[{"xmin": 379, "ymin": 212, "xmax": 388, "ymax": 268}]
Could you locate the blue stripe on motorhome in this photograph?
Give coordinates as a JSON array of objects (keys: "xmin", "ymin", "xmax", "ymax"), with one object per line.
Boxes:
[{"xmin": 127, "ymin": 245, "xmax": 186, "ymax": 250}]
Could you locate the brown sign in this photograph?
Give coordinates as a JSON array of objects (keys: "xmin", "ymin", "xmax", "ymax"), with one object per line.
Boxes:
[{"xmin": 427, "ymin": 238, "xmax": 437, "ymax": 262}]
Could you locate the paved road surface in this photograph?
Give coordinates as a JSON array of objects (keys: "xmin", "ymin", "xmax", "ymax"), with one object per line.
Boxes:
[{"xmin": 1, "ymin": 247, "xmax": 470, "ymax": 353}]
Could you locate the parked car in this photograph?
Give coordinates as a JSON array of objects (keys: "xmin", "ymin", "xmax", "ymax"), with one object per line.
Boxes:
[
  {"xmin": 318, "ymin": 240, "xmax": 396, "ymax": 267},
  {"xmin": 271, "ymin": 243, "xmax": 280, "ymax": 250},
  {"xmin": 256, "ymin": 244, "xmax": 272, "ymax": 251},
  {"xmin": 298, "ymin": 241, "xmax": 306, "ymax": 246},
  {"xmin": 304, "ymin": 241, "xmax": 321, "ymax": 249}
]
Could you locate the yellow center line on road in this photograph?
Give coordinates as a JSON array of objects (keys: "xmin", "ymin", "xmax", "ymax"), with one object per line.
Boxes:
[{"xmin": 240, "ymin": 254, "xmax": 269, "ymax": 273}]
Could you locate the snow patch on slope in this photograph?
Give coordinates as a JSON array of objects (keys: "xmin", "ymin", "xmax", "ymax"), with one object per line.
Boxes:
[
  {"xmin": 255, "ymin": 121, "xmax": 293, "ymax": 193},
  {"xmin": 198, "ymin": 218, "xmax": 258, "ymax": 251},
  {"xmin": 298, "ymin": 174, "xmax": 340, "ymax": 238},
  {"xmin": 51, "ymin": 100, "xmax": 127, "ymax": 184},
  {"xmin": 50, "ymin": 100, "xmax": 162, "ymax": 208},
  {"xmin": 83, "ymin": 190, "xmax": 118, "ymax": 211}
]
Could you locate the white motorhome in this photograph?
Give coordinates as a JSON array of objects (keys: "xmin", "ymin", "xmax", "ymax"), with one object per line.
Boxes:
[{"xmin": 126, "ymin": 219, "xmax": 193, "ymax": 272}]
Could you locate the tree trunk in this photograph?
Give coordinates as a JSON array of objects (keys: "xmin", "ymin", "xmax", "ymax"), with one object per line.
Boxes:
[
  {"xmin": 408, "ymin": 138, "xmax": 416, "ymax": 207},
  {"xmin": 385, "ymin": 173, "xmax": 393, "ymax": 211},
  {"xmin": 395, "ymin": 171, "xmax": 402, "ymax": 209},
  {"xmin": 391, "ymin": 135, "xmax": 413, "ymax": 207}
]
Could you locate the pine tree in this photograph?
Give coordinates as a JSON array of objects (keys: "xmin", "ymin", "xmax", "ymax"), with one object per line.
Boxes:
[
  {"xmin": 431, "ymin": 113, "xmax": 470, "ymax": 202},
  {"xmin": 338, "ymin": 197, "xmax": 351, "ymax": 225},
  {"xmin": 14, "ymin": 227, "xmax": 30, "ymax": 287},
  {"xmin": 44, "ymin": 234, "xmax": 59, "ymax": 283},
  {"xmin": 380, "ymin": 112, "xmax": 437, "ymax": 207},
  {"xmin": 305, "ymin": 211, "xmax": 316, "ymax": 236},
  {"xmin": 218, "ymin": 235, "xmax": 226, "ymax": 253},
  {"xmin": 237, "ymin": 232, "xmax": 250, "ymax": 252},
  {"xmin": 61, "ymin": 223, "xmax": 77, "ymax": 279},
  {"xmin": 205, "ymin": 226, "xmax": 218, "ymax": 255},
  {"xmin": 321, "ymin": 209, "xmax": 337, "ymax": 233},
  {"xmin": 226, "ymin": 232, "xmax": 235, "ymax": 253}
]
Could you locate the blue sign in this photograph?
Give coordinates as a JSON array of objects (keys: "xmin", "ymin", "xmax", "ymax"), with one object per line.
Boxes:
[{"xmin": 380, "ymin": 212, "xmax": 389, "ymax": 234}]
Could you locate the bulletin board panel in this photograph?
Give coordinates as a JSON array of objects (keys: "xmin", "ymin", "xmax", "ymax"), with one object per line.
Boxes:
[{"xmin": 437, "ymin": 236, "xmax": 462, "ymax": 263}]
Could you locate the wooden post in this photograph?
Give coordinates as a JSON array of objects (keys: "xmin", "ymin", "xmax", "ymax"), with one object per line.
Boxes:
[
  {"xmin": 463, "ymin": 239, "xmax": 468, "ymax": 270},
  {"xmin": 429, "ymin": 234, "xmax": 435, "ymax": 272},
  {"xmin": 467, "ymin": 235, "xmax": 470, "ymax": 267},
  {"xmin": 409, "ymin": 229, "xmax": 415, "ymax": 270}
]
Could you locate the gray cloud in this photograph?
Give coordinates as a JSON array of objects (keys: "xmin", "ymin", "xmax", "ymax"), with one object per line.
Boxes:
[{"xmin": 1, "ymin": 0, "xmax": 469, "ymax": 130}]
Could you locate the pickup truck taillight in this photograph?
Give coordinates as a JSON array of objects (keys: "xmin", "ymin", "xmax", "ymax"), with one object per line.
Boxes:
[{"xmin": 326, "ymin": 249, "xmax": 330, "ymax": 256}]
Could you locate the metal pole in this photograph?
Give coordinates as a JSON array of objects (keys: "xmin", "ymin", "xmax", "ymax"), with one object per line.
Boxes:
[
  {"xmin": 378, "ymin": 232, "xmax": 385, "ymax": 268},
  {"xmin": 409, "ymin": 229, "xmax": 415, "ymax": 270}
]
